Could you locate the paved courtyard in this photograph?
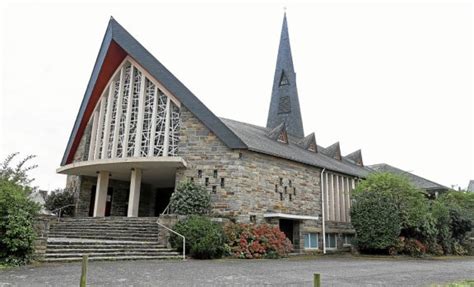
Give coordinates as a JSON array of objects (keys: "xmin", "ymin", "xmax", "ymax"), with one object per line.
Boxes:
[{"xmin": 0, "ymin": 256, "xmax": 473, "ymax": 286}]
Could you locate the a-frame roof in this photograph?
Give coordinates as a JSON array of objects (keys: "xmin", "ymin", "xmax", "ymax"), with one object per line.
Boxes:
[{"xmin": 61, "ymin": 17, "xmax": 246, "ymax": 166}]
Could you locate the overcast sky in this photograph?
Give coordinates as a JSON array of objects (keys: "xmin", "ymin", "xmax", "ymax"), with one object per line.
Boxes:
[{"xmin": 1, "ymin": 0, "xmax": 472, "ymax": 191}]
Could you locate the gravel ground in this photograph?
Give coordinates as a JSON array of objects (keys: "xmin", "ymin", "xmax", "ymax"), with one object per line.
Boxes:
[{"xmin": 0, "ymin": 255, "xmax": 473, "ymax": 286}]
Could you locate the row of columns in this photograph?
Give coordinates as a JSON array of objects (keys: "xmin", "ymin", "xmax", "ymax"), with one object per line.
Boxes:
[
  {"xmin": 92, "ymin": 168, "xmax": 142, "ymax": 217},
  {"xmin": 323, "ymin": 173, "xmax": 356, "ymax": 222}
]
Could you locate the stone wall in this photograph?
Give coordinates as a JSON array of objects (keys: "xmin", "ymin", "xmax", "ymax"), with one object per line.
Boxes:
[
  {"xmin": 33, "ymin": 214, "xmax": 55, "ymax": 260},
  {"xmin": 176, "ymin": 107, "xmax": 322, "ymax": 224}
]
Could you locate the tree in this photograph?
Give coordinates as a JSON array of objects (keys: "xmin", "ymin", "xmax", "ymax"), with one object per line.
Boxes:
[
  {"xmin": 44, "ymin": 188, "xmax": 75, "ymax": 217},
  {"xmin": 169, "ymin": 181, "xmax": 211, "ymax": 215},
  {"xmin": 0, "ymin": 153, "xmax": 40, "ymax": 265},
  {"xmin": 351, "ymin": 172, "xmax": 431, "ymax": 253}
]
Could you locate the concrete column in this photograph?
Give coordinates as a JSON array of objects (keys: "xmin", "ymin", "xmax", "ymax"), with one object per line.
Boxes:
[
  {"xmin": 127, "ymin": 168, "xmax": 142, "ymax": 217},
  {"xmin": 93, "ymin": 171, "xmax": 110, "ymax": 217},
  {"xmin": 335, "ymin": 175, "xmax": 340, "ymax": 222}
]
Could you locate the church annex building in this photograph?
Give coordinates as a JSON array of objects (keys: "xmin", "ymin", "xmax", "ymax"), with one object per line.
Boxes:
[{"xmin": 57, "ymin": 14, "xmax": 444, "ymax": 253}]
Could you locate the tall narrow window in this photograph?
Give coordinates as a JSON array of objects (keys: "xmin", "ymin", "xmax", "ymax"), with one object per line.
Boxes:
[
  {"xmin": 213, "ymin": 170, "xmax": 218, "ymax": 178},
  {"xmin": 279, "ymin": 70, "xmax": 290, "ymax": 86},
  {"xmin": 220, "ymin": 178, "xmax": 225, "ymax": 188}
]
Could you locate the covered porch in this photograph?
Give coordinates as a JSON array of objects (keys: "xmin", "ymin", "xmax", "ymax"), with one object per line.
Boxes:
[{"xmin": 57, "ymin": 157, "xmax": 187, "ymax": 217}]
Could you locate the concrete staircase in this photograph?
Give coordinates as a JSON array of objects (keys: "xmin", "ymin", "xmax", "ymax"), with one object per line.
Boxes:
[{"xmin": 43, "ymin": 217, "xmax": 181, "ymax": 262}]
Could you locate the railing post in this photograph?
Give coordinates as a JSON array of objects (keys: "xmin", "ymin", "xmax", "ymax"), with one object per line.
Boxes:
[
  {"xmin": 80, "ymin": 255, "xmax": 88, "ymax": 287},
  {"xmin": 183, "ymin": 237, "xmax": 186, "ymax": 260},
  {"xmin": 313, "ymin": 273, "xmax": 321, "ymax": 287}
]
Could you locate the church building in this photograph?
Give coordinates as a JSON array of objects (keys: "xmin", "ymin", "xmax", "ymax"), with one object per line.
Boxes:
[{"xmin": 58, "ymin": 14, "xmax": 370, "ymax": 252}]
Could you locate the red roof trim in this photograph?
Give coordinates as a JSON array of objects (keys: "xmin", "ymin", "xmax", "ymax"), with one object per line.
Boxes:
[{"xmin": 66, "ymin": 41, "xmax": 127, "ymax": 164}]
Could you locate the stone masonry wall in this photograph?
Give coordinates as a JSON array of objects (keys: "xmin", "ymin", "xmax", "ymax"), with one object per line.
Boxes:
[{"xmin": 176, "ymin": 107, "xmax": 321, "ymax": 223}]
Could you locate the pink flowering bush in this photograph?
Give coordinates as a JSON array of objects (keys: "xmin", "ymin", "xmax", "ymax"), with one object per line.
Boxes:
[{"xmin": 224, "ymin": 223, "xmax": 293, "ymax": 259}]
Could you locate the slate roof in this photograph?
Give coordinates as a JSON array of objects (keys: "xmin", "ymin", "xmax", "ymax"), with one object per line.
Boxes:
[
  {"xmin": 221, "ymin": 118, "xmax": 369, "ymax": 177},
  {"xmin": 367, "ymin": 163, "xmax": 448, "ymax": 191},
  {"xmin": 61, "ymin": 17, "xmax": 246, "ymax": 166},
  {"xmin": 266, "ymin": 13, "xmax": 304, "ymax": 138},
  {"xmin": 467, "ymin": 180, "xmax": 474, "ymax": 192}
]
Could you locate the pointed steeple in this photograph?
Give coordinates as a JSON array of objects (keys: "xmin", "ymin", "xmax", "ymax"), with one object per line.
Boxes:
[{"xmin": 266, "ymin": 13, "xmax": 304, "ymax": 138}]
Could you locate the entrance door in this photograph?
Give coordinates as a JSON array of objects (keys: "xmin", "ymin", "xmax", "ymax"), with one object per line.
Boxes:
[
  {"xmin": 89, "ymin": 185, "xmax": 96, "ymax": 217},
  {"xmin": 105, "ymin": 187, "xmax": 113, "ymax": 216},
  {"xmin": 279, "ymin": 219, "xmax": 294, "ymax": 243},
  {"xmin": 155, "ymin": 187, "xmax": 174, "ymax": 216}
]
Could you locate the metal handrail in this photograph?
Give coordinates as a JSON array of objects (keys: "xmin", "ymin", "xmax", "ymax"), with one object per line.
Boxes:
[
  {"xmin": 50, "ymin": 204, "xmax": 76, "ymax": 222},
  {"xmin": 161, "ymin": 202, "xmax": 171, "ymax": 215},
  {"xmin": 156, "ymin": 220, "xmax": 186, "ymax": 261}
]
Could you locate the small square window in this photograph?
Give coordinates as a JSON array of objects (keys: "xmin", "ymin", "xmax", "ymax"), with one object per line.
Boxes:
[
  {"xmin": 220, "ymin": 178, "xmax": 225, "ymax": 188},
  {"xmin": 304, "ymin": 233, "xmax": 318, "ymax": 249},
  {"xmin": 344, "ymin": 234, "xmax": 353, "ymax": 246},
  {"xmin": 190, "ymin": 177, "xmax": 194, "ymax": 183},
  {"xmin": 212, "ymin": 185, "xmax": 217, "ymax": 193},
  {"xmin": 205, "ymin": 177, "xmax": 209, "ymax": 187},
  {"xmin": 325, "ymin": 233, "xmax": 337, "ymax": 249},
  {"xmin": 250, "ymin": 215, "xmax": 256, "ymax": 223},
  {"xmin": 238, "ymin": 152, "xmax": 243, "ymax": 159},
  {"xmin": 197, "ymin": 170, "xmax": 202, "ymax": 178},
  {"xmin": 213, "ymin": 170, "xmax": 218, "ymax": 178}
]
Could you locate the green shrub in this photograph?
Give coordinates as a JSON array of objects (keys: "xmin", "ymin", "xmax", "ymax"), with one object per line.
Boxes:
[
  {"xmin": 44, "ymin": 188, "xmax": 75, "ymax": 217},
  {"xmin": 0, "ymin": 153, "xmax": 40, "ymax": 265},
  {"xmin": 351, "ymin": 188, "xmax": 401, "ymax": 252},
  {"xmin": 169, "ymin": 181, "xmax": 211, "ymax": 215},
  {"xmin": 351, "ymin": 172, "xmax": 442, "ymax": 254},
  {"xmin": 223, "ymin": 223, "xmax": 293, "ymax": 259},
  {"xmin": 169, "ymin": 216, "xmax": 225, "ymax": 259}
]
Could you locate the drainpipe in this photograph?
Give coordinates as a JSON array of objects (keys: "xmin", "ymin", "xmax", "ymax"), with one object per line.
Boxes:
[{"xmin": 320, "ymin": 168, "xmax": 326, "ymax": 254}]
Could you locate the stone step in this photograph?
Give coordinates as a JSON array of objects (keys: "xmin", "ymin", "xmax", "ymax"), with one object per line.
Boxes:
[
  {"xmin": 49, "ymin": 230, "xmax": 158, "ymax": 237},
  {"xmin": 46, "ymin": 248, "xmax": 175, "ymax": 254},
  {"xmin": 50, "ymin": 223, "xmax": 158, "ymax": 229},
  {"xmin": 50, "ymin": 225, "xmax": 158, "ymax": 231},
  {"xmin": 44, "ymin": 251, "xmax": 180, "ymax": 257},
  {"xmin": 41, "ymin": 255, "xmax": 182, "ymax": 262},
  {"xmin": 46, "ymin": 240, "xmax": 163, "ymax": 246},
  {"xmin": 48, "ymin": 235, "xmax": 159, "ymax": 242}
]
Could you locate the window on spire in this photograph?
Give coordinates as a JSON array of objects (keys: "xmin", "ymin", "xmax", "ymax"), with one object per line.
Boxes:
[
  {"xmin": 277, "ymin": 130, "xmax": 288, "ymax": 144},
  {"xmin": 279, "ymin": 70, "xmax": 290, "ymax": 86}
]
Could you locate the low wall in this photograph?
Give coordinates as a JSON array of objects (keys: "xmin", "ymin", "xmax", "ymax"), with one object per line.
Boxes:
[{"xmin": 33, "ymin": 214, "xmax": 55, "ymax": 260}]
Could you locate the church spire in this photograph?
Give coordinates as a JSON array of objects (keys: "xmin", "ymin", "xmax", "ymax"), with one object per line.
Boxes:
[{"xmin": 266, "ymin": 13, "xmax": 304, "ymax": 138}]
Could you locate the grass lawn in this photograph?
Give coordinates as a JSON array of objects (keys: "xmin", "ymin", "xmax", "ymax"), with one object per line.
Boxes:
[{"xmin": 433, "ymin": 280, "xmax": 474, "ymax": 287}]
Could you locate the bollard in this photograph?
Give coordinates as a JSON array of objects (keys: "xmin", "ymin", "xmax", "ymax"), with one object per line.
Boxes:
[
  {"xmin": 313, "ymin": 273, "xmax": 321, "ymax": 287},
  {"xmin": 80, "ymin": 255, "xmax": 88, "ymax": 287}
]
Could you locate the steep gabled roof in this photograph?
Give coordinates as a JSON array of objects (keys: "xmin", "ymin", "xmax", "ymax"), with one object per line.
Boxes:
[
  {"xmin": 322, "ymin": 142, "xmax": 342, "ymax": 160},
  {"xmin": 345, "ymin": 149, "xmax": 363, "ymax": 166},
  {"xmin": 297, "ymin": 133, "xmax": 317, "ymax": 152},
  {"xmin": 267, "ymin": 122, "xmax": 288, "ymax": 143},
  {"xmin": 367, "ymin": 163, "xmax": 448, "ymax": 191},
  {"xmin": 266, "ymin": 13, "xmax": 304, "ymax": 138},
  {"xmin": 222, "ymin": 118, "xmax": 369, "ymax": 177},
  {"xmin": 61, "ymin": 17, "xmax": 246, "ymax": 166}
]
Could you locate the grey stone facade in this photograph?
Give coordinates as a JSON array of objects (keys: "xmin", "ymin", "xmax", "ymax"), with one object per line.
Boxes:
[{"xmin": 67, "ymin": 106, "xmax": 356, "ymax": 253}]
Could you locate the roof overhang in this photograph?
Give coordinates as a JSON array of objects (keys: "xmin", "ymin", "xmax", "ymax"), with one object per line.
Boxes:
[
  {"xmin": 264, "ymin": 213, "xmax": 319, "ymax": 221},
  {"xmin": 57, "ymin": 157, "xmax": 187, "ymax": 177}
]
